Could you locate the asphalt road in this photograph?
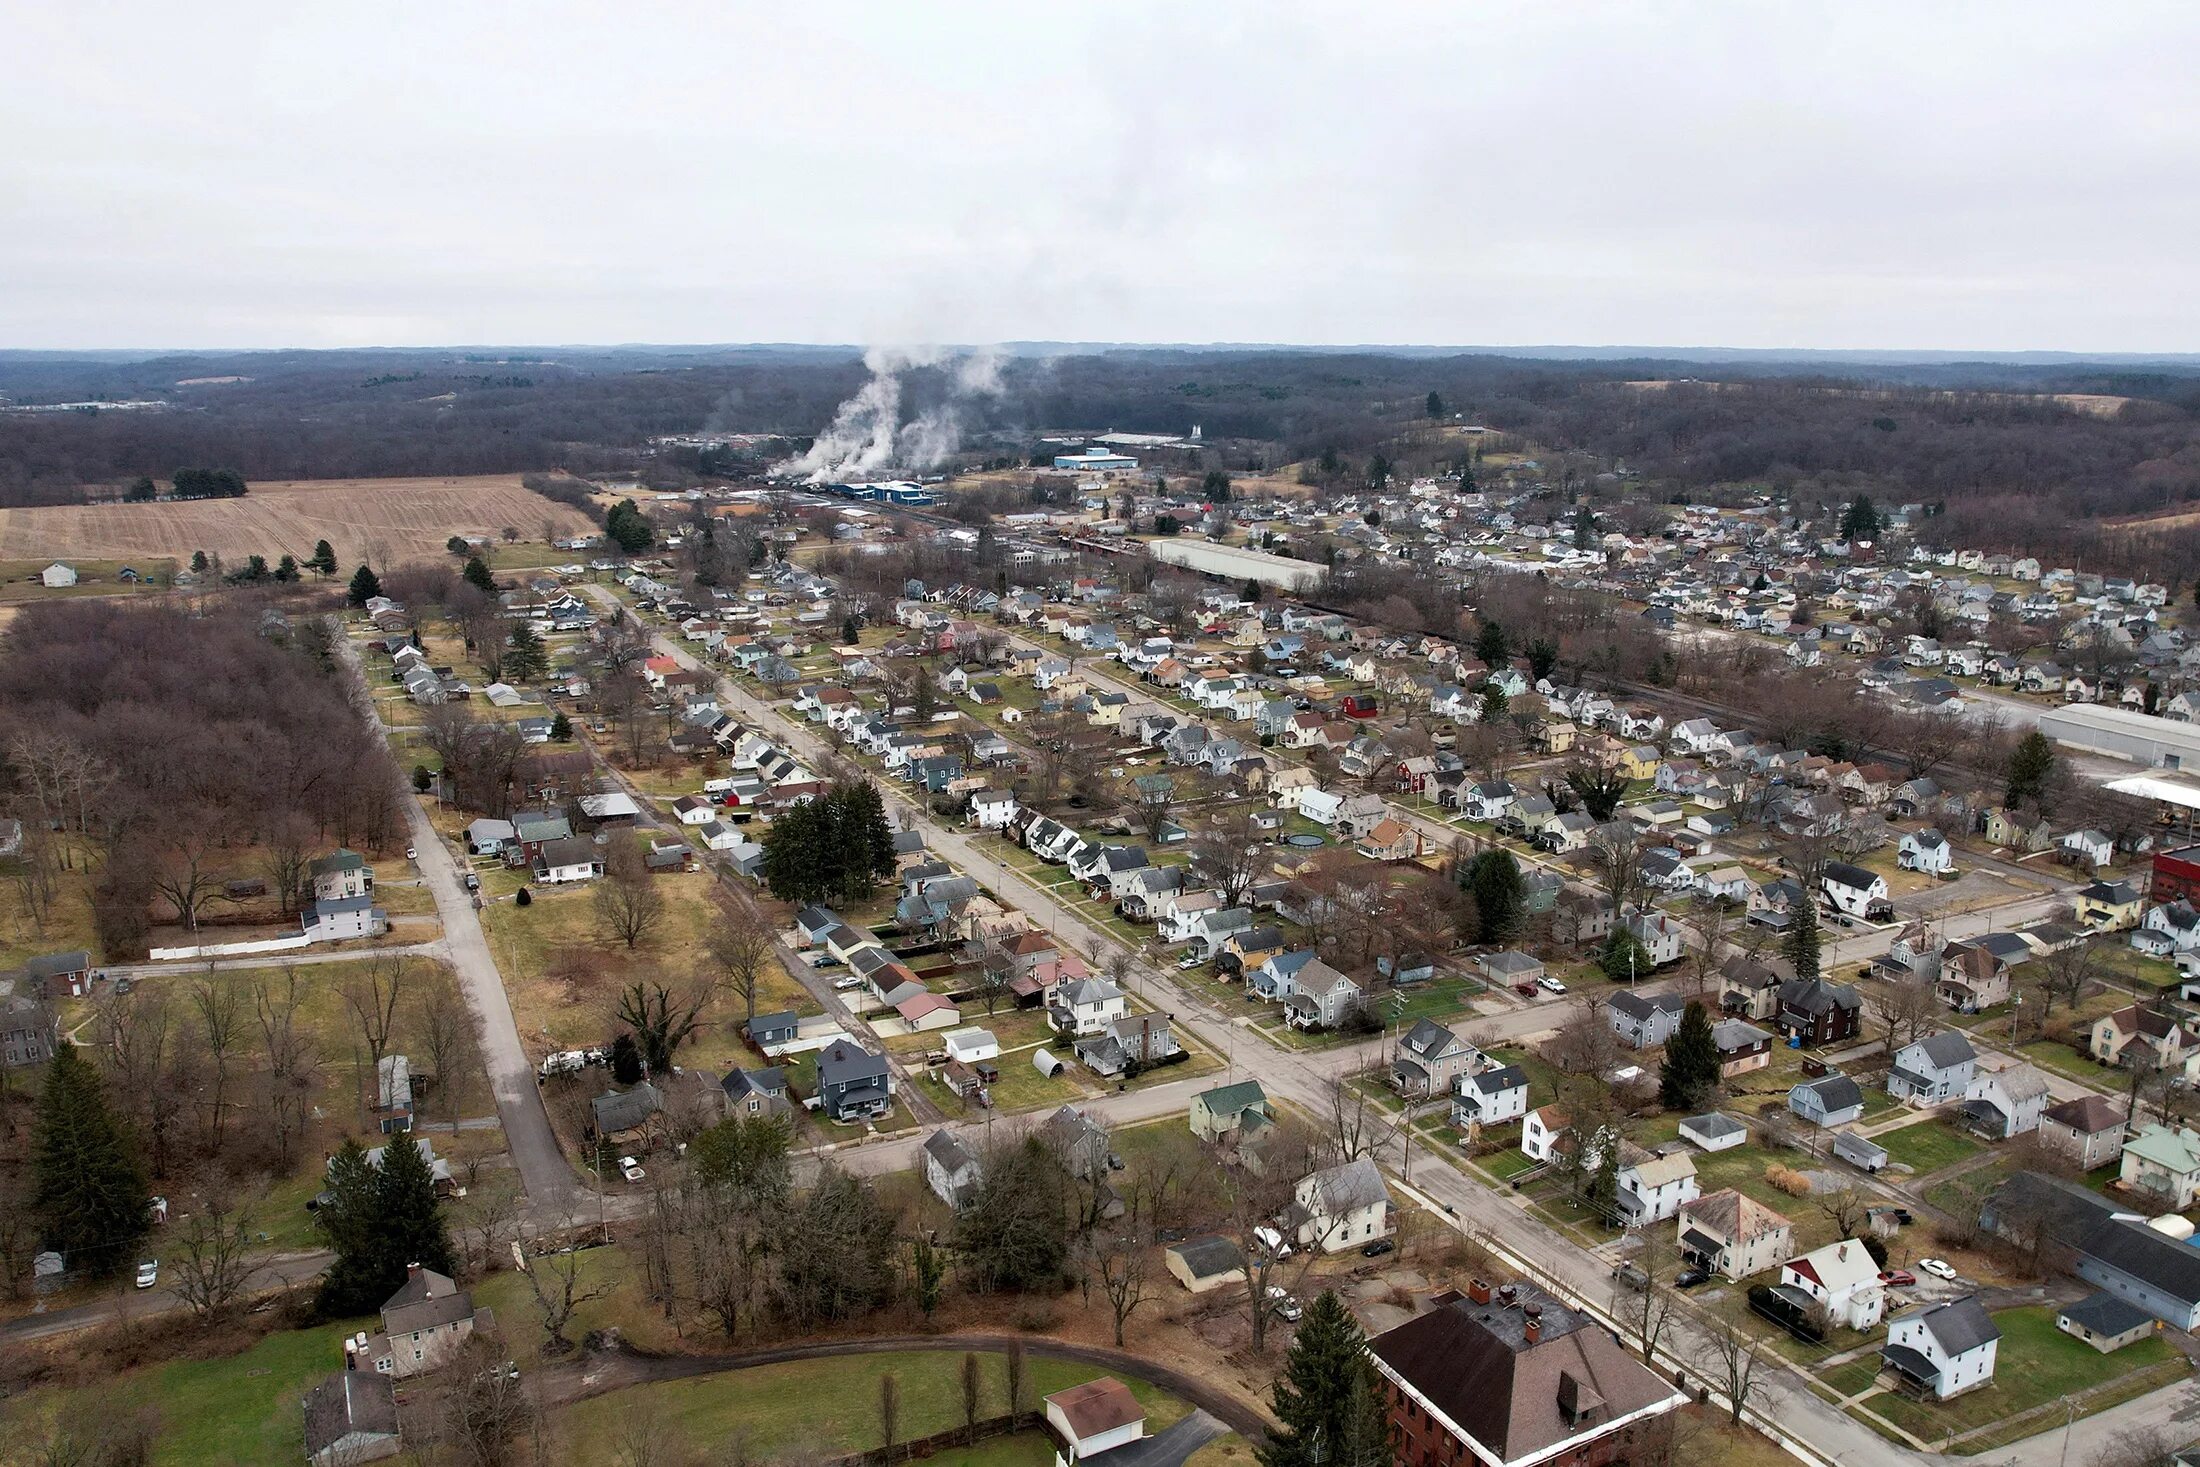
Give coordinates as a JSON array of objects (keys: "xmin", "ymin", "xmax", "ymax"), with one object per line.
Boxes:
[
  {"xmin": 0, "ymin": 1249, "xmax": 334, "ymax": 1345},
  {"xmin": 333, "ymin": 622, "xmax": 579, "ymax": 1217}
]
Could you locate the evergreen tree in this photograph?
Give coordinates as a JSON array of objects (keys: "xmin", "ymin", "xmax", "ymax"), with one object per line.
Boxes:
[
  {"xmin": 1478, "ymin": 685, "xmax": 1509, "ymax": 725},
  {"xmin": 2005, "ymin": 729, "xmax": 2057, "ymax": 809},
  {"xmin": 462, "ymin": 555, "xmax": 498, "ymax": 596},
  {"xmin": 505, "ymin": 622, "xmax": 549, "ymax": 682},
  {"xmin": 1259, "ymin": 1291, "xmax": 1393, "ymax": 1467},
  {"xmin": 32, "ymin": 1043, "xmax": 151, "ymax": 1276},
  {"xmin": 605, "ymin": 499, "xmax": 655, "ymax": 554},
  {"xmin": 191, "ymin": 550, "xmax": 209, "ymax": 574},
  {"xmin": 1426, "ymin": 390, "xmax": 1444, "ymax": 418},
  {"xmin": 347, "ymin": 563, "xmax": 383, "ymax": 608},
  {"xmin": 1474, "ymin": 619, "xmax": 1509, "ymax": 668},
  {"xmin": 274, "ymin": 553, "xmax": 300, "ymax": 583},
  {"xmin": 1240, "ymin": 578, "xmax": 1262, "ymax": 603},
  {"xmin": 1465, "ymin": 849, "xmax": 1526, "ymax": 945},
  {"xmin": 610, "ymin": 1033, "xmax": 644, "ymax": 1085},
  {"xmin": 125, "ymin": 475, "xmax": 157, "ymax": 501},
  {"xmin": 1598, "ymin": 927, "xmax": 1652, "ymax": 982},
  {"xmin": 1839, "ymin": 494, "xmax": 1882, "ymax": 541},
  {"xmin": 1660, "ymin": 1000, "xmax": 1720, "ymax": 1111},
  {"xmin": 1583, "ymin": 1132, "xmax": 1623, "ymax": 1223},
  {"xmin": 310, "ymin": 539, "xmax": 338, "ymax": 576},
  {"xmin": 375, "ymin": 1130, "xmax": 456, "ymax": 1280},
  {"xmin": 1525, "ymin": 637, "xmax": 1559, "ymax": 683},
  {"xmin": 549, "ymin": 712, "xmax": 573, "ymax": 741},
  {"xmin": 841, "ymin": 614, "xmax": 862, "ymax": 645},
  {"xmin": 316, "ymin": 1138, "xmax": 386, "ymax": 1313},
  {"xmin": 1782, "ymin": 900, "xmax": 1822, "ymax": 983}
]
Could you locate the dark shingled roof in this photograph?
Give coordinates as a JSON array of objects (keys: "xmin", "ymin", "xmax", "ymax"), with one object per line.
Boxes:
[
  {"xmin": 1369, "ymin": 1285, "xmax": 1681, "ymax": 1462},
  {"xmin": 302, "ymin": 1371, "xmax": 399, "ymax": 1455},
  {"xmin": 2059, "ymin": 1291, "xmax": 2154, "ymax": 1339}
]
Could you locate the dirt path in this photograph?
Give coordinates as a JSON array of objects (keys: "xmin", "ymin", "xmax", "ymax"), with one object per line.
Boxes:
[{"xmin": 537, "ymin": 1332, "xmax": 1272, "ymax": 1441}]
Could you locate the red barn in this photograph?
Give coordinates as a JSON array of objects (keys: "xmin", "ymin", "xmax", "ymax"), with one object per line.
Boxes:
[{"xmin": 2153, "ymin": 845, "xmax": 2200, "ymax": 906}]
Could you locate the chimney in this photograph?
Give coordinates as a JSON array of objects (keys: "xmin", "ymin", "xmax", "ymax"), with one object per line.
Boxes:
[
  {"xmin": 1497, "ymin": 1284, "xmax": 1518, "ymax": 1308},
  {"xmin": 1467, "ymin": 1277, "xmax": 1493, "ymax": 1305},
  {"xmin": 407, "ymin": 1262, "xmax": 422, "ymax": 1279},
  {"xmin": 1523, "ymin": 1303, "xmax": 1543, "ymax": 1345}
]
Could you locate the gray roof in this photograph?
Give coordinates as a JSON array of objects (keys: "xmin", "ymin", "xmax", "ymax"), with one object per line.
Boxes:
[
  {"xmin": 1795, "ymin": 1075, "xmax": 1865, "ymax": 1111},
  {"xmin": 1168, "ymin": 1234, "xmax": 1246, "ymax": 1280},
  {"xmin": 923, "ymin": 1128, "xmax": 980, "ymax": 1175},
  {"xmin": 1903, "ymin": 1295, "xmax": 2000, "ymax": 1357},
  {"xmin": 590, "ymin": 1083, "xmax": 662, "ymax": 1133},
  {"xmin": 1304, "ymin": 1156, "xmax": 1386, "ymax": 1215},
  {"xmin": 1683, "ymin": 1113, "xmax": 1746, "ymax": 1139},
  {"xmin": 1909, "ymin": 1031, "xmax": 1978, "ymax": 1070},
  {"xmin": 1712, "ymin": 1019, "xmax": 1772, "ymax": 1052},
  {"xmin": 2059, "ymin": 1291, "xmax": 2154, "ymax": 1338},
  {"xmin": 302, "ymin": 1371, "xmax": 399, "ymax": 1454},
  {"xmin": 1611, "ymin": 991, "xmax": 1685, "ymax": 1021},
  {"xmin": 21, "ymin": 950, "xmax": 90, "ymax": 979},
  {"xmin": 2080, "ymin": 1219, "xmax": 2200, "ymax": 1307}
]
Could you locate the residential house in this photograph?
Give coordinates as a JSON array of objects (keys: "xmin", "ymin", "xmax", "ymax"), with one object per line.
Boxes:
[
  {"xmin": 1368, "ymin": 1284, "xmax": 1686, "ymax": 1467},
  {"xmin": 2055, "ymin": 1293, "xmax": 2157, "ymax": 1354},
  {"xmin": 309, "ymin": 848, "xmax": 375, "ymax": 902},
  {"xmin": 302, "ymin": 1372, "xmax": 402, "ymax": 1466},
  {"xmin": 532, "ymin": 836, "xmax": 603, "ymax": 884},
  {"xmin": 302, "ymin": 894, "xmax": 388, "ymax": 943},
  {"xmin": 1897, "ymin": 829, "xmax": 1954, "ymax": 876},
  {"xmin": 1959, "ymin": 1063, "xmax": 2049, "ymax": 1139},
  {"xmin": 1713, "ymin": 1019, "xmax": 1774, "ymax": 1077},
  {"xmin": 1886, "ymin": 1031, "xmax": 1977, "ymax": 1105},
  {"xmin": 1677, "ymin": 1190, "xmax": 1793, "ymax": 1282},
  {"xmin": 2041, "ymin": 1095, "xmax": 2130, "ymax": 1171},
  {"xmin": 1391, "ymin": 1019, "xmax": 1480, "ymax": 1098},
  {"xmin": 1821, "ymin": 861, "xmax": 1893, "ymax": 921},
  {"xmin": 1616, "ymin": 1148, "xmax": 1700, "ymax": 1227},
  {"xmin": 1880, "ymin": 1297, "xmax": 2000, "ymax": 1400},
  {"xmin": 2120, "ymin": 1124, "xmax": 2200, "ymax": 1208},
  {"xmin": 816, "ymin": 1039, "xmax": 894, "ymax": 1122},
  {"xmin": 2091, "ymin": 1005, "xmax": 2190, "ymax": 1071},
  {"xmin": 347, "ymin": 1264, "xmax": 490, "ymax": 1379},
  {"xmin": 1075, "ymin": 1012, "xmax": 1179, "ymax": 1076},
  {"xmin": 1935, "ymin": 941, "xmax": 2010, "ymax": 1013},
  {"xmin": 1189, "ymin": 1080, "xmax": 1272, "ymax": 1142},
  {"xmin": 1451, "ymin": 1066, "xmax": 1530, "ymax": 1133},
  {"xmin": 1781, "ymin": 1239, "xmax": 1885, "ymax": 1330},
  {"xmin": 1293, "ymin": 1156, "xmax": 1389, "ymax": 1251},
  {"xmin": 1280, "ymin": 961, "xmax": 1362, "ymax": 1030},
  {"xmin": 2076, "ymin": 879, "xmax": 2145, "ymax": 932},
  {"xmin": 1777, "ymin": 977, "xmax": 1864, "ymax": 1046},
  {"xmin": 1047, "ymin": 978, "xmax": 1130, "ymax": 1037},
  {"xmin": 719, "ymin": 1066, "xmax": 792, "ymax": 1119},
  {"xmin": 1609, "ymin": 992, "xmax": 1687, "ymax": 1049},
  {"xmin": 1521, "ymin": 1105, "xmax": 1570, "ymax": 1164},
  {"xmin": 922, "ymin": 1129, "xmax": 984, "ymax": 1210},
  {"xmin": 1, "ymin": 995, "xmax": 58, "ymax": 1068}
]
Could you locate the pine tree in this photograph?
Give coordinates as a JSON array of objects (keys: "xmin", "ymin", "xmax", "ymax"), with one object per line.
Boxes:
[
  {"xmin": 275, "ymin": 553, "xmax": 300, "ymax": 583},
  {"xmin": 2005, "ymin": 729, "xmax": 2057, "ymax": 809},
  {"xmin": 1839, "ymin": 494, "xmax": 1881, "ymax": 541},
  {"xmin": 1465, "ymin": 849, "xmax": 1525, "ymax": 945},
  {"xmin": 1660, "ymin": 1000, "xmax": 1720, "ymax": 1111},
  {"xmin": 1783, "ymin": 900, "xmax": 1822, "ymax": 983},
  {"xmin": 1474, "ymin": 619, "xmax": 1509, "ymax": 668},
  {"xmin": 375, "ymin": 1131, "xmax": 456, "ymax": 1281},
  {"xmin": 549, "ymin": 712, "xmax": 573, "ymax": 741},
  {"xmin": 1259, "ymin": 1291, "xmax": 1393, "ymax": 1467},
  {"xmin": 310, "ymin": 538, "xmax": 338, "ymax": 576},
  {"xmin": 1598, "ymin": 927, "xmax": 1652, "ymax": 982},
  {"xmin": 317, "ymin": 1138, "xmax": 387, "ymax": 1314},
  {"xmin": 347, "ymin": 563, "xmax": 383, "ymax": 608},
  {"xmin": 506, "ymin": 622, "xmax": 549, "ymax": 682},
  {"xmin": 462, "ymin": 555, "xmax": 497, "ymax": 596},
  {"xmin": 1426, "ymin": 390, "xmax": 1444, "ymax": 419},
  {"xmin": 32, "ymin": 1043, "xmax": 151, "ymax": 1276}
]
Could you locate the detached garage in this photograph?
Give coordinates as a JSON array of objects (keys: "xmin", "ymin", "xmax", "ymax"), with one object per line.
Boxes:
[{"xmin": 1044, "ymin": 1378, "xmax": 1145, "ymax": 1462}]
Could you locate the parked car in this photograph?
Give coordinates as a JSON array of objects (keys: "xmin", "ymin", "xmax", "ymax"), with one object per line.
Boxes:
[
  {"xmin": 1361, "ymin": 1239, "xmax": 1395, "ymax": 1259},
  {"xmin": 1253, "ymin": 1225, "xmax": 1293, "ymax": 1259},
  {"xmin": 1917, "ymin": 1257, "xmax": 1958, "ymax": 1282},
  {"xmin": 1878, "ymin": 1268, "xmax": 1917, "ymax": 1288},
  {"xmin": 1611, "ymin": 1263, "xmax": 1649, "ymax": 1292},
  {"xmin": 1675, "ymin": 1267, "xmax": 1711, "ymax": 1289},
  {"xmin": 833, "ymin": 974, "xmax": 864, "ymax": 991},
  {"xmin": 464, "ymin": 872, "xmax": 481, "ymax": 892},
  {"xmin": 135, "ymin": 1260, "xmax": 159, "ymax": 1290},
  {"xmin": 1265, "ymin": 1286, "xmax": 1303, "ymax": 1322},
  {"xmin": 1537, "ymin": 976, "xmax": 1568, "ymax": 995},
  {"xmin": 405, "ymin": 845, "xmax": 418, "ymax": 861},
  {"xmin": 1178, "ymin": 952, "xmax": 1206, "ymax": 970},
  {"xmin": 618, "ymin": 1156, "xmax": 646, "ymax": 1184}
]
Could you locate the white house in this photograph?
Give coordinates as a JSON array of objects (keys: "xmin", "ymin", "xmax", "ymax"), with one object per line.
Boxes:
[
  {"xmin": 1961, "ymin": 1063, "xmax": 2049, "ymax": 1140},
  {"xmin": 1046, "ymin": 979, "xmax": 1129, "ymax": 1037},
  {"xmin": 1522, "ymin": 1104, "xmax": 1570, "ymax": 1163},
  {"xmin": 1782, "ymin": 1240, "xmax": 1885, "ymax": 1330},
  {"xmin": 40, "ymin": 562, "xmax": 76, "ymax": 588},
  {"xmin": 1897, "ymin": 829, "xmax": 1954, "ymax": 876},
  {"xmin": 943, "ymin": 1027, "xmax": 999, "ymax": 1064},
  {"xmin": 1449, "ymin": 1064, "xmax": 1529, "ymax": 1131},
  {"xmin": 1821, "ymin": 861, "xmax": 1893, "ymax": 921},
  {"xmin": 1677, "ymin": 1190, "xmax": 1794, "ymax": 1282},
  {"xmin": 922, "ymin": 1129, "xmax": 983, "ymax": 1210},
  {"xmin": 968, "ymin": 790, "xmax": 1019, "ymax": 830},
  {"xmin": 1293, "ymin": 1156, "xmax": 1389, "ymax": 1251},
  {"xmin": 1616, "ymin": 1149, "xmax": 1700, "ymax": 1227},
  {"xmin": 1881, "ymin": 1297, "xmax": 2000, "ymax": 1400}
]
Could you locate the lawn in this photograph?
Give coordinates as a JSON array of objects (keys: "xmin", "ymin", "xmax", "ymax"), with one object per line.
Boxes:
[
  {"xmin": 1874, "ymin": 1119, "xmax": 1986, "ymax": 1177},
  {"xmin": 557, "ymin": 1349, "xmax": 1192, "ymax": 1461},
  {"xmin": 1862, "ymin": 1305, "xmax": 2181, "ymax": 1443},
  {"xmin": 4, "ymin": 1318, "xmax": 365, "ymax": 1466}
]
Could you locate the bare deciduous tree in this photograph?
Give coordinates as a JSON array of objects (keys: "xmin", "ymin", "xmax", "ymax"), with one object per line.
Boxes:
[
  {"xmin": 1697, "ymin": 1317, "xmax": 1773, "ymax": 1425},
  {"xmin": 169, "ymin": 1201, "xmax": 256, "ymax": 1319},
  {"xmin": 704, "ymin": 896, "xmax": 774, "ymax": 1022},
  {"xmin": 1094, "ymin": 1233, "xmax": 1154, "ymax": 1347},
  {"xmin": 516, "ymin": 1218, "xmax": 617, "ymax": 1356},
  {"xmin": 595, "ymin": 840, "xmax": 666, "ymax": 950}
]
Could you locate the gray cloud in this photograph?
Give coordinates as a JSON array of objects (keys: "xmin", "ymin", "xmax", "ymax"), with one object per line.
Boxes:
[{"xmin": 3, "ymin": 1, "xmax": 2196, "ymax": 350}]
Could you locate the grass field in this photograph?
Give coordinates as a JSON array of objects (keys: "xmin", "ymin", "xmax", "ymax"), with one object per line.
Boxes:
[
  {"xmin": 0, "ymin": 475, "xmax": 597, "ymax": 568},
  {"xmin": 1863, "ymin": 1305, "xmax": 2181, "ymax": 1444},
  {"xmin": 557, "ymin": 1348, "xmax": 1193, "ymax": 1461},
  {"xmin": 1874, "ymin": 1118, "xmax": 1987, "ymax": 1176}
]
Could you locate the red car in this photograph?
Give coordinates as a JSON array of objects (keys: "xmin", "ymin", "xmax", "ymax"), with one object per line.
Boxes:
[{"xmin": 1878, "ymin": 1268, "xmax": 1916, "ymax": 1288}]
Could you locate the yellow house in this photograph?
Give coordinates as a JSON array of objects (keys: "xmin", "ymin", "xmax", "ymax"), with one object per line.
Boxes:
[
  {"xmin": 1088, "ymin": 693, "xmax": 1129, "ymax": 729},
  {"xmin": 1534, "ymin": 720, "xmax": 1577, "ymax": 755},
  {"xmin": 1615, "ymin": 745, "xmax": 1659, "ymax": 781},
  {"xmin": 2074, "ymin": 878, "xmax": 2144, "ymax": 932}
]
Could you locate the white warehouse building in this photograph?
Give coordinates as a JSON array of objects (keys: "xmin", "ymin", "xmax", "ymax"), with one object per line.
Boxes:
[{"xmin": 2038, "ymin": 705, "xmax": 2200, "ymax": 774}]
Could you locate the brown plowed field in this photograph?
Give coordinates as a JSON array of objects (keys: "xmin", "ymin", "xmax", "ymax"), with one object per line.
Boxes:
[{"xmin": 0, "ymin": 475, "xmax": 598, "ymax": 566}]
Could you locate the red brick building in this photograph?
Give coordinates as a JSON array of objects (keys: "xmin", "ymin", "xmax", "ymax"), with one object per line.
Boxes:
[
  {"xmin": 2152, "ymin": 845, "xmax": 2200, "ymax": 906},
  {"xmin": 1369, "ymin": 1280, "xmax": 1685, "ymax": 1467}
]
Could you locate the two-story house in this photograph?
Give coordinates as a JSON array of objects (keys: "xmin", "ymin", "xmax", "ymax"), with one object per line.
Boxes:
[
  {"xmin": 1886, "ymin": 1032, "xmax": 1977, "ymax": 1105},
  {"xmin": 1450, "ymin": 1065, "xmax": 1530, "ymax": 1134},
  {"xmin": 1881, "ymin": 1297, "xmax": 2001, "ymax": 1400},
  {"xmin": 1615, "ymin": 1148, "xmax": 1700, "ymax": 1227},
  {"xmin": 347, "ymin": 1265, "xmax": 489, "ymax": 1379},
  {"xmin": 1047, "ymin": 978, "xmax": 1131, "ymax": 1037},
  {"xmin": 1677, "ymin": 1190, "xmax": 1793, "ymax": 1283},
  {"xmin": 1391, "ymin": 1019, "xmax": 1480, "ymax": 1098},
  {"xmin": 1609, "ymin": 992, "xmax": 1687, "ymax": 1049},
  {"xmin": 1959, "ymin": 1063, "xmax": 2049, "ymax": 1139},
  {"xmin": 1293, "ymin": 1157, "xmax": 1389, "ymax": 1252},
  {"xmin": 2119, "ymin": 1124, "xmax": 2200, "ymax": 1208},
  {"xmin": 1781, "ymin": 1239, "xmax": 1885, "ymax": 1330}
]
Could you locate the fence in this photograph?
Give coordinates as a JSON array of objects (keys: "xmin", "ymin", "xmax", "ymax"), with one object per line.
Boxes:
[
  {"xmin": 147, "ymin": 934, "xmax": 311, "ymax": 961},
  {"xmin": 814, "ymin": 1410, "xmax": 1040, "ymax": 1466}
]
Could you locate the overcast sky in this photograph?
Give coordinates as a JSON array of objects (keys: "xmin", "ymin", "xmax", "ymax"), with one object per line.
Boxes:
[{"xmin": 4, "ymin": 1, "xmax": 2197, "ymax": 353}]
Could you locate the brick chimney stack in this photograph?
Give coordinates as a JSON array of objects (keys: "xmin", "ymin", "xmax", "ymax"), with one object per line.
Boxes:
[{"xmin": 1523, "ymin": 1302, "xmax": 1543, "ymax": 1345}]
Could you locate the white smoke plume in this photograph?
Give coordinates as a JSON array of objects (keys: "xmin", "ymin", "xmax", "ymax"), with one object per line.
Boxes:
[{"xmin": 786, "ymin": 346, "xmax": 1005, "ymax": 483}]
